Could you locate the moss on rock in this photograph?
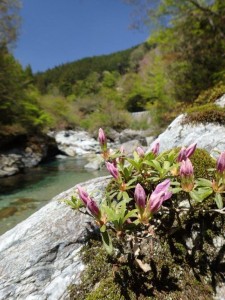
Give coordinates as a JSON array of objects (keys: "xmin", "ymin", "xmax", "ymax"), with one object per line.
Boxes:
[
  {"xmin": 69, "ymin": 209, "xmax": 224, "ymax": 299},
  {"xmin": 183, "ymin": 103, "xmax": 225, "ymax": 126}
]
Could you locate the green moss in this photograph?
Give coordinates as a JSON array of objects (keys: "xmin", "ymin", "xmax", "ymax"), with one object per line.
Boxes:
[
  {"xmin": 190, "ymin": 148, "xmax": 216, "ymax": 179},
  {"xmin": 184, "ymin": 103, "xmax": 225, "ymax": 125},
  {"xmin": 194, "ymin": 82, "xmax": 225, "ymax": 105},
  {"xmin": 68, "ymin": 216, "xmax": 223, "ymax": 299}
]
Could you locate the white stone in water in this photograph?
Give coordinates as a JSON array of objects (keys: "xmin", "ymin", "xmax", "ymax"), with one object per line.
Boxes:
[{"xmin": 54, "ymin": 130, "xmax": 100, "ymax": 156}]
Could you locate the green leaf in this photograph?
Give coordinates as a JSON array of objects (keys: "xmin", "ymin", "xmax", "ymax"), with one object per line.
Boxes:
[
  {"xmin": 123, "ymin": 167, "xmax": 131, "ymax": 180},
  {"xmin": 127, "ymin": 178, "xmax": 137, "ymax": 186},
  {"xmin": 117, "ymin": 191, "xmax": 123, "ymax": 200},
  {"xmin": 103, "ymin": 206, "xmax": 117, "ymax": 221},
  {"xmin": 122, "ymin": 191, "xmax": 131, "ymax": 202},
  {"xmin": 196, "ymin": 178, "xmax": 212, "ymax": 187},
  {"xmin": 149, "ymin": 160, "xmax": 162, "ymax": 172},
  {"xmin": 189, "ymin": 190, "xmax": 201, "ymax": 202},
  {"xmin": 163, "ymin": 160, "xmax": 171, "ymax": 170},
  {"xmin": 215, "ymin": 193, "xmax": 223, "ymax": 209},
  {"xmin": 126, "ymin": 158, "xmax": 140, "ymax": 170},
  {"xmin": 172, "ymin": 187, "xmax": 182, "ymax": 194},
  {"xmin": 189, "ymin": 187, "xmax": 212, "ymax": 202},
  {"xmin": 133, "ymin": 151, "xmax": 140, "ymax": 162},
  {"xmin": 100, "ymin": 224, "xmax": 106, "ymax": 232},
  {"xmin": 123, "ymin": 209, "xmax": 138, "ymax": 223},
  {"xmin": 101, "ymin": 231, "xmax": 113, "ymax": 255}
]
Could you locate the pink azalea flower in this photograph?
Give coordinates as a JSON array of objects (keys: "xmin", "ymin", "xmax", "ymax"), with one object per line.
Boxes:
[
  {"xmin": 98, "ymin": 128, "xmax": 107, "ymax": 148},
  {"xmin": 151, "ymin": 139, "xmax": 160, "ymax": 156},
  {"xmin": 149, "ymin": 179, "xmax": 172, "ymax": 214},
  {"xmin": 134, "ymin": 183, "xmax": 146, "ymax": 209},
  {"xmin": 106, "ymin": 162, "xmax": 120, "ymax": 180},
  {"xmin": 180, "ymin": 159, "xmax": 194, "ymax": 177},
  {"xmin": 216, "ymin": 151, "xmax": 225, "ymax": 173},
  {"xmin": 177, "ymin": 143, "xmax": 197, "ymax": 162}
]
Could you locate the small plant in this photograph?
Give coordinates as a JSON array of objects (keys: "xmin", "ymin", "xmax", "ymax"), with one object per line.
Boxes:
[{"xmin": 65, "ymin": 128, "xmax": 225, "ymax": 265}]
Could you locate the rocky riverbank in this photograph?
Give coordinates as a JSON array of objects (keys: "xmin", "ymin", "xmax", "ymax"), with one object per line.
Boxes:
[
  {"xmin": 0, "ymin": 128, "xmax": 153, "ymax": 177},
  {"xmin": 0, "ymin": 134, "xmax": 59, "ymax": 178}
]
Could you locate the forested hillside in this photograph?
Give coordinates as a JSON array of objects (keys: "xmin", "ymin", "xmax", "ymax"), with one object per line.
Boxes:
[{"xmin": 1, "ymin": 0, "xmax": 225, "ymax": 137}]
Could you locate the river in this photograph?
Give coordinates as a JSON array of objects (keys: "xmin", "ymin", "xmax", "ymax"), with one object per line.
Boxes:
[{"xmin": 0, "ymin": 157, "xmax": 106, "ymax": 235}]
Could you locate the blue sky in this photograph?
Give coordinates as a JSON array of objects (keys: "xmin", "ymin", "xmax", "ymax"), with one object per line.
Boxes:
[{"xmin": 13, "ymin": 0, "xmax": 149, "ymax": 73}]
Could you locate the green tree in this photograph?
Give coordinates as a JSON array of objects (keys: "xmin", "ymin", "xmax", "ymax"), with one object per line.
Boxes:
[
  {"xmin": 0, "ymin": 0, "xmax": 21, "ymax": 48},
  {"xmin": 127, "ymin": 0, "xmax": 225, "ymax": 102}
]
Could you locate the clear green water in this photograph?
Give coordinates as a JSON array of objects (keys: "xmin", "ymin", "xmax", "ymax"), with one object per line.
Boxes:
[{"xmin": 0, "ymin": 157, "xmax": 106, "ymax": 235}]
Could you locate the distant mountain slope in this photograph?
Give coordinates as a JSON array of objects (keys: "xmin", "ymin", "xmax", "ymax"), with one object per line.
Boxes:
[{"xmin": 34, "ymin": 45, "xmax": 140, "ymax": 94}]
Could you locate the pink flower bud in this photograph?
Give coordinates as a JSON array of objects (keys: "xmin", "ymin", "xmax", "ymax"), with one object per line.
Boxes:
[
  {"xmin": 98, "ymin": 128, "xmax": 107, "ymax": 148},
  {"xmin": 151, "ymin": 139, "xmax": 159, "ymax": 156},
  {"xmin": 216, "ymin": 151, "xmax": 225, "ymax": 173},
  {"xmin": 177, "ymin": 143, "xmax": 197, "ymax": 162},
  {"xmin": 136, "ymin": 147, "xmax": 145, "ymax": 158},
  {"xmin": 180, "ymin": 159, "xmax": 194, "ymax": 177},
  {"xmin": 154, "ymin": 179, "xmax": 171, "ymax": 194},
  {"xmin": 105, "ymin": 162, "xmax": 120, "ymax": 180},
  {"xmin": 134, "ymin": 183, "xmax": 146, "ymax": 209},
  {"xmin": 186, "ymin": 143, "xmax": 197, "ymax": 158},
  {"xmin": 177, "ymin": 147, "xmax": 187, "ymax": 162},
  {"xmin": 77, "ymin": 185, "xmax": 90, "ymax": 205},
  {"xmin": 149, "ymin": 179, "xmax": 172, "ymax": 214},
  {"xmin": 87, "ymin": 198, "xmax": 101, "ymax": 218}
]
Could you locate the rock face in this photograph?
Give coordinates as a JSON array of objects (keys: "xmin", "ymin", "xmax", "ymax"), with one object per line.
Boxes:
[
  {"xmin": 0, "ymin": 176, "xmax": 110, "ymax": 300},
  {"xmin": 118, "ymin": 129, "xmax": 148, "ymax": 146},
  {"xmin": 52, "ymin": 130, "xmax": 101, "ymax": 156},
  {"xmin": 149, "ymin": 114, "xmax": 225, "ymax": 156},
  {"xmin": 0, "ymin": 135, "xmax": 59, "ymax": 178}
]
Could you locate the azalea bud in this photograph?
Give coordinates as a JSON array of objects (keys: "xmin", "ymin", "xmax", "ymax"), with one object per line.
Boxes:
[
  {"xmin": 216, "ymin": 151, "xmax": 225, "ymax": 173},
  {"xmin": 106, "ymin": 162, "xmax": 120, "ymax": 180},
  {"xmin": 186, "ymin": 143, "xmax": 197, "ymax": 158},
  {"xmin": 177, "ymin": 143, "xmax": 197, "ymax": 162},
  {"xmin": 151, "ymin": 139, "xmax": 160, "ymax": 156},
  {"xmin": 179, "ymin": 159, "xmax": 194, "ymax": 192},
  {"xmin": 154, "ymin": 179, "xmax": 171, "ymax": 193},
  {"xmin": 180, "ymin": 159, "xmax": 194, "ymax": 176},
  {"xmin": 136, "ymin": 147, "xmax": 145, "ymax": 158},
  {"xmin": 98, "ymin": 128, "xmax": 107, "ymax": 148},
  {"xmin": 148, "ymin": 179, "xmax": 172, "ymax": 214},
  {"xmin": 177, "ymin": 147, "xmax": 187, "ymax": 162},
  {"xmin": 134, "ymin": 183, "xmax": 146, "ymax": 210},
  {"xmin": 77, "ymin": 185, "xmax": 90, "ymax": 205},
  {"xmin": 87, "ymin": 198, "xmax": 101, "ymax": 219}
]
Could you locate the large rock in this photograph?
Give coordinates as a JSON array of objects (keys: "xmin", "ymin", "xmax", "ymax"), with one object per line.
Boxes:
[
  {"xmin": 118, "ymin": 129, "xmax": 148, "ymax": 146},
  {"xmin": 149, "ymin": 114, "xmax": 225, "ymax": 156},
  {"xmin": 0, "ymin": 135, "xmax": 59, "ymax": 177},
  {"xmin": 53, "ymin": 130, "xmax": 100, "ymax": 156},
  {"xmin": 0, "ymin": 176, "xmax": 110, "ymax": 300}
]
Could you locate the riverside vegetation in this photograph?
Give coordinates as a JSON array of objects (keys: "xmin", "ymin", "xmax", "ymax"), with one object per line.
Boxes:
[
  {"xmin": 1, "ymin": 1, "xmax": 225, "ymax": 142},
  {"xmin": 65, "ymin": 128, "xmax": 225, "ymax": 299}
]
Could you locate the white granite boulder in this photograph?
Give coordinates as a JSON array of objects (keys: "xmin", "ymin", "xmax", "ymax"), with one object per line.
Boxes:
[
  {"xmin": 148, "ymin": 114, "xmax": 225, "ymax": 156},
  {"xmin": 0, "ymin": 176, "xmax": 110, "ymax": 300},
  {"xmin": 53, "ymin": 130, "xmax": 100, "ymax": 156}
]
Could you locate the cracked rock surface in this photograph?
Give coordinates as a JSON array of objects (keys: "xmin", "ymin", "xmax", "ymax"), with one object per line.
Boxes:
[{"xmin": 0, "ymin": 176, "xmax": 110, "ymax": 300}]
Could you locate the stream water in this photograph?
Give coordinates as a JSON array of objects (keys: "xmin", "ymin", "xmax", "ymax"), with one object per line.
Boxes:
[{"xmin": 0, "ymin": 157, "xmax": 106, "ymax": 235}]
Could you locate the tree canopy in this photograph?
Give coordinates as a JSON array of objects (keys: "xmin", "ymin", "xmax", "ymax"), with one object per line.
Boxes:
[{"xmin": 0, "ymin": 0, "xmax": 21, "ymax": 48}]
